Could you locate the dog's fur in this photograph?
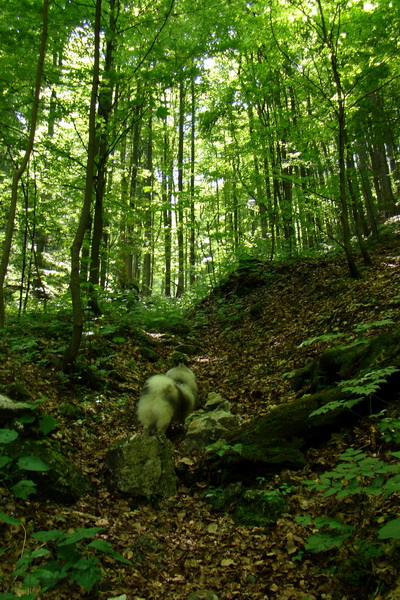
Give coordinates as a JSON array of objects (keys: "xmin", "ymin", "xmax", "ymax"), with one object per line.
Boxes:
[{"xmin": 137, "ymin": 364, "xmax": 197, "ymax": 435}]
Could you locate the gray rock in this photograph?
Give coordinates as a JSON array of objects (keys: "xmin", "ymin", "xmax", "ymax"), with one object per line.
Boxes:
[
  {"xmin": 182, "ymin": 393, "xmax": 239, "ymax": 452},
  {"xmin": 204, "ymin": 392, "xmax": 231, "ymax": 412},
  {"xmin": 107, "ymin": 434, "xmax": 177, "ymax": 498}
]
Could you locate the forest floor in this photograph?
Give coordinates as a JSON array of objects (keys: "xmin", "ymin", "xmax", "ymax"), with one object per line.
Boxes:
[{"xmin": 1, "ymin": 231, "xmax": 400, "ymax": 600}]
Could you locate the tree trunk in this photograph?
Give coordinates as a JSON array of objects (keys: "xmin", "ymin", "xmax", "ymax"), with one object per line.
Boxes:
[
  {"xmin": 141, "ymin": 113, "xmax": 153, "ymax": 297},
  {"xmin": 63, "ymin": 0, "xmax": 102, "ymax": 372},
  {"xmin": 162, "ymin": 112, "xmax": 172, "ymax": 297},
  {"xmin": 189, "ymin": 76, "xmax": 196, "ymax": 286},
  {"xmin": 0, "ymin": 0, "xmax": 49, "ymax": 328},
  {"xmin": 345, "ymin": 136, "xmax": 372, "ymax": 265},
  {"xmin": 176, "ymin": 80, "xmax": 185, "ymax": 298},
  {"xmin": 357, "ymin": 141, "xmax": 379, "ymax": 236},
  {"xmin": 88, "ymin": 0, "xmax": 116, "ymax": 315}
]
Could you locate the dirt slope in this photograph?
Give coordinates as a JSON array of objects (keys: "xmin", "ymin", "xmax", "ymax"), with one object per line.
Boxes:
[{"xmin": 1, "ymin": 234, "xmax": 400, "ymax": 600}]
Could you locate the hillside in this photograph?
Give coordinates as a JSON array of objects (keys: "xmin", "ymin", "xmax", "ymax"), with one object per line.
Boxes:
[{"xmin": 1, "ymin": 232, "xmax": 400, "ymax": 600}]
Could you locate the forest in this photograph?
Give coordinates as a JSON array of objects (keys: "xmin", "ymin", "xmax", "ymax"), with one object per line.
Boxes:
[{"xmin": 0, "ymin": 0, "xmax": 400, "ymax": 598}]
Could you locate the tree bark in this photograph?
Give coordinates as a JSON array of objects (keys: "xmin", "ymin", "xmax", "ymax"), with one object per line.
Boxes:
[
  {"xmin": 63, "ymin": 0, "xmax": 102, "ymax": 372},
  {"xmin": 88, "ymin": 0, "xmax": 116, "ymax": 315},
  {"xmin": 189, "ymin": 75, "xmax": 196, "ymax": 286},
  {"xmin": 176, "ymin": 79, "xmax": 185, "ymax": 297},
  {"xmin": 141, "ymin": 113, "xmax": 153, "ymax": 297},
  {"xmin": 162, "ymin": 111, "xmax": 172, "ymax": 296}
]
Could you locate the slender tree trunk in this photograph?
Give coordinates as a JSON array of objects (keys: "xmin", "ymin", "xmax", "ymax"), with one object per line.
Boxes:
[
  {"xmin": 335, "ymin": 83, "xmax": 360, "ymax": 278},
  {"xmin": 189, "ymin": 76, "xmax": 196, "ymax": 286},
  {"xmin": 162, "ymin": 113, "xmax": 172, "ymax": 296},
  {"xmin": 315, "ymin": 0, "xmax": 360, "ymax": 278},
  {"xmin": 369, "ymin": 142, "xmax": 395, "ymax": 218},
  {"xmin": 141, "ymin": 113, "xmax": 153, "ymax": 297},
  {"xmin": 63, "ymin": 0, "xmax": 102, "ymax": 372},
  {"xmin": 248, "ymin": 105, "xmax": 268, "ymax": 239},
  {"xmin": 0, "ymin": 0, "xmax": 49, "ymax": 328},
  {"xmin": 345, "ymin": 136, "xmax": 372, "ymax": 265},
  {"xmin": 176, "ymin": 80, "xmax": 185, "ymax": 298},
  {"xmin": 357, "ymin": 142, "xmax": 379, "ymax": 236},
  {"xmin": 88, "ymin": 0, "xmax": 116, "ymax": 314}
]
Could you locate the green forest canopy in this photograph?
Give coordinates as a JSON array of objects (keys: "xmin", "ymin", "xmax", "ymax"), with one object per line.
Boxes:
[{"xmin": 0, "ymin": 0, "xmax": 399, "ymax": 317}]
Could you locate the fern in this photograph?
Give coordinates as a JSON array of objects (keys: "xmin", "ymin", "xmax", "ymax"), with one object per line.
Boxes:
[{"xmin": 309, "ymin": 366, "xmax": 399, "ymax": 418}]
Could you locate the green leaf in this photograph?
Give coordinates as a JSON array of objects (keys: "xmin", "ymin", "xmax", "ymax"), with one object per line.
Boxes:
[
  {"xmin": 314, "ymin": 517, "xmax": 351, "ymax": 531},
  {"xmin": 0, "ymin": 511, "xmax": 21, "ymax": 526},
  {"xmin": 31, "ymin": 548, "xmax": 51, "ymax": 559},
  {"xmin": 70, "ymin": 557, "xmax": 101, "ymax": 591},
  {"xmin": 305, "ymin": 531, "xmax": 348, "ymax": 553},
  {"xmin": 12, "ymin": 479, "xmax": 37, "ymax": 499},
  {"xmin": 57, "ymin": 527, "xmax": 104, "ymax": 546},
  {"xmin": 0, "ymin": 429, "xmax": 18, "ymax": 443},
  {"xmin": 294, "ymin": 515, "xmax": 312, "ymax": 526},
  {"xmin": 298, "ymin": 332, "xmax": 346, "ymax": 347},
  {"xmin": 89, "ymin": 539, "xmax": 133, "ymax": 565},
  {"xmin": 57, "ymin": 542, "xmax": 81, "ymax": 564},
  {"xmin": 18, "ymin": 414, "xmax": 35, "ymax": 424},
  {"xmin": 31, "ymin": 562, "xmax": 68, "ymax": 589},
  {"xmin": 18, "ymin": 456, "xmax": 51, "ymax": 472},
  {"xmin": 32, "ymin": 529, "xmax": 65, "ymax": 542},
  {"xmin": 353, "ymin": 319, "xmax": 394, "ymax": 332},
  {"xmin": 39, "ymin": 415, "xmax": 58, "ymax": 436},
  {"xmin": 156, "ymin": 105, "xmax": 169, "ymax": 119},
  {"xmin": 0, "ymin": 456, "xmax": 11, "ymax": 469},
  {"xmin": 378, "ymin": 518, "xmax": 400, "ymax": 540}
]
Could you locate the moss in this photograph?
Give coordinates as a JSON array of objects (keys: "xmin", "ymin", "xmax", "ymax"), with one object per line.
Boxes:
[
  {"xmin": 139, "ymin": 346, "xmax": 159, "ymax": 363},
  {"xmin": 234, "ymin": 488, "xmax": 288, "ymax": 527},
  {"xmin": 57, "ymin": 403, "xmax": 85, "ymax": 419}
]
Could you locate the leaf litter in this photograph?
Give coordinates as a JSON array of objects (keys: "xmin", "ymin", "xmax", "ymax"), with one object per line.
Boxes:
[{"xmin": 1, "ymin": 237, "xmax": 400, "ymax": 599}]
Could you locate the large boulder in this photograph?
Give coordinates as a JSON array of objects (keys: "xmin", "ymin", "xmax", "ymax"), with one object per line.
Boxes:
[{"xmin": 107, "ymin": 434, "xmax": 177, "ymax": 498}]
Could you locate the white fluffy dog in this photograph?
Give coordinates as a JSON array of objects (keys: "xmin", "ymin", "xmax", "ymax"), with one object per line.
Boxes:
[{"xmin": 137, "ymin": 364, "xmax": 197, "ymax": 435}]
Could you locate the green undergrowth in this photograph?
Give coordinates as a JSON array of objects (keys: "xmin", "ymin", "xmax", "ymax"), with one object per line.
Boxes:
[{"xmin": 295, "ymin": 415, "xmax": 400, "ymax": 589}]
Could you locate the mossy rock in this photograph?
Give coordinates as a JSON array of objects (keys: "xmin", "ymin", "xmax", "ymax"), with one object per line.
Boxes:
[
  {"xmin": 293, "ymin": 326, "xmax": 400, "ymax": 393},
  {"xmin": 203, "ymin": 387, "xmax": 369, "ymax": 485},
  {"xmin": 203, "ymin": 326, "xmax": 400, "ymax": 486}
]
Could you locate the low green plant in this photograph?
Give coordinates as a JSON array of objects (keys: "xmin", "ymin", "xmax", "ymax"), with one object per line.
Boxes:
[
  {"xmin": 297, "ymin": 437, "xmax": 400, "ymax": 576},
  {"xmin": 303, "ymin": 447, "xmax": 400, "ymax": 500},
  {"xmin": 295, "ymin": 514, "xmax": 387, "ymax": 586},
  {"xmin": 299, "ymin": 319, "xmax": 395, "ymax": 348},
  {"xmin": 309, "ymin": 365, "xmax": 399, "ymax": 417},
  {"xmin": 0, "ymin": 518, "xmax": 132, "ymax": 599},
  {"xmin": 0, "ymin": 428, "xmax": 51, "ymax": 499},
  {"xmin": 296, "ymin": 515, "xmax": 355, "ymax": 553},
  {"xmin": 205, "ymin": 439, "xmax": 243, "ymax": 457},
  {"xmin": 375, "ymin": 413, "xmax": 400, "ymax": 445}
]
